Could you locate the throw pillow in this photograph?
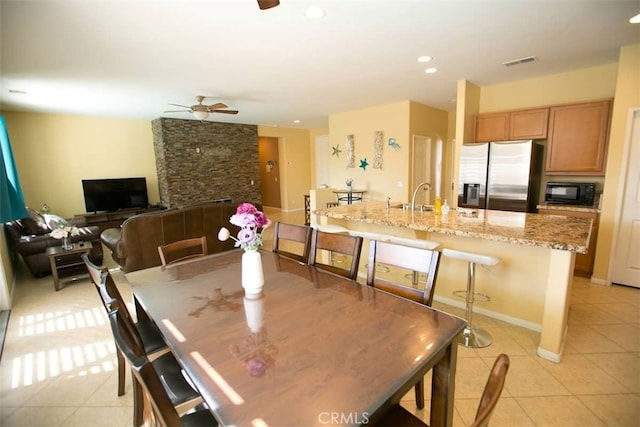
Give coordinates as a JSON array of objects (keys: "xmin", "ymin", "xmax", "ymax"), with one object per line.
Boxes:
[{"xmin": 20, "ymin": 208, "xmax": 51, "ymax": 235}]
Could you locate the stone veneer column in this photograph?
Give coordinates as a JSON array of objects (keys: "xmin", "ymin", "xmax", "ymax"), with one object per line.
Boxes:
[{"xmin": 152, "ymin": 118, "xmax": 261, "ymax": 208}]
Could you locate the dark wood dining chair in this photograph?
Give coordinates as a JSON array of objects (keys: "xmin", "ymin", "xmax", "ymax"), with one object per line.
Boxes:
[
  {"xmin": 83, "ymin": 254, "xmax": 198, "ymax": 426},
  {"xmin": 108, "ymin": 309, "xmax": 219, "ymax": 427},
  {"xmin": 373, "ymin": 353, "xmax": 510, "ymax": 427},
  {"xmin": 309, "ymin": 229, "xmax": 363, "ymax": 280},
  {"xmin": 366, "ymin": 240, "xmax": 442, "ymax": 409},
  {"xmin": 158, "ymin": 236, "xmax": 208, "ymax": 266},
  {"xmin": 272, "ymin": 221, "xmax": 313, "ymax": 263}
]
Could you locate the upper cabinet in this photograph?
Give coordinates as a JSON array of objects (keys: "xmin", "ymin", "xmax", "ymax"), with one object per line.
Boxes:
[
  {"xmin": 545, "ymin": 100, "xmax": 611, "ymax": 175},
  {"xmin": 474, "ymin": 108, "xmax": 549, "ymax": 142}
]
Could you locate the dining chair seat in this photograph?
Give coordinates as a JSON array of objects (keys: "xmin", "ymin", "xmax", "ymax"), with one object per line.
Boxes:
[{"xmin": 108, "ymin": 309, "xmax": 216, "ymax": 426}]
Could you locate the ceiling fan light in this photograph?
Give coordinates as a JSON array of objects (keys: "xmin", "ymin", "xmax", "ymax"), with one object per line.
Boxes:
[{"xmin": 193, "ymin": 111, "xmax": 209, "ymax": 120}]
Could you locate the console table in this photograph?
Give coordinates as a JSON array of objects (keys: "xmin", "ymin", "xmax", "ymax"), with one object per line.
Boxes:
[{"xmin": 75, "ymin": 206, "xmax": 164, "ymax": 233}]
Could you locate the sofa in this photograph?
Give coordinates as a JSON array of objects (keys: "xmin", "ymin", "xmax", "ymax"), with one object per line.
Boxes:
[
  {"xmin": 101, "ymin": 201, "xmax": 261, "ymax": 273},
  {"xmin": 4, "ymin": 208, "xmax": 104, "ymax": 277}
]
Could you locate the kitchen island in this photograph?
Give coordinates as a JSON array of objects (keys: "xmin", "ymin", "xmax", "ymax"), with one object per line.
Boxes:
[{"xmin": 314, "ymin": 201, "xmax": 593, "ymax": 362}]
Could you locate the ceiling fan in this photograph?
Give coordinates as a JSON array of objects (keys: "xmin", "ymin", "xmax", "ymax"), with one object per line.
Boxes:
[
  {"xmin": 257, "ymin": 0, "xmax": 279, "ymax": 10},
  {"xmin": 164, "ymin": 96, "xmax": 239, "ymax": 121}
]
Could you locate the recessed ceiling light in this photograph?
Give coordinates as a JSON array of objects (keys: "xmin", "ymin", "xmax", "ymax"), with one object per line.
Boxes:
[
  {"xmin": 630, "ymin": 13, "xmax": 640, "ymax": 24},
  {"xmin": 424, "ymin": 67, "xmax": 438, "ymax": 74},
  {"xmin": 293, "ymin": 119, "xmax": 301, "ymax": 124},
  {"xmin": 305, "ymin": 6, "xmax": 325, "ymax": 19},
  {"xmin": 417, "ymin": 56, "xmax": 432, "ymax": 63},
  {"xmin": 9, "ymin": 89, "xmax": 28, "ymax": 95}
]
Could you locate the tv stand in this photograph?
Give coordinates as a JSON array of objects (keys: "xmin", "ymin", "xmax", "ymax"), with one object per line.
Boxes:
[{"xmin": 76, "ymin": 206, "xmax": 164, "ymax": 233}]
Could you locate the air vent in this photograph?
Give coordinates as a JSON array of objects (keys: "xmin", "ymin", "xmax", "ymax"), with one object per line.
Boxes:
[{"xmin": 502, "ymin": 56, "xmax": 537, "ymax": 67}]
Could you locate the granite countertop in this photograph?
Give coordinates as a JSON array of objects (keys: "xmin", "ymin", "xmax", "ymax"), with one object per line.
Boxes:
[
  {"xmin": 314, "ymin": 201, "xmax": 593, "ymax": 253},
  {"xmin": 536, "ymin": 204, "xmax": 601, "ymax": 214}
]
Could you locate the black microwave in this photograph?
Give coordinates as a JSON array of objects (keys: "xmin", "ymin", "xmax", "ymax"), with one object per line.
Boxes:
[{"xmin": 544, "ymin": 182, "xmax": 596, "ymax": 206}]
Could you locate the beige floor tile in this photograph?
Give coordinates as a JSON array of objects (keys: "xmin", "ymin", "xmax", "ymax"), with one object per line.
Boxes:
[
  {"xmin": 60, "ymin": 406, "xmax": 132, "ymax": 427},
  {"xmin": 516, "ymin": 395, "xmax": 605, "ymax": 426},
  {"xmin": 455, "ymin": 397, "xmax": 535, "ymax": 427},
  {"xmin": 502, "ymin": 326, "xmax": 541, "ymax": 357},
  {"xmin": 453, "ymin": 357, "xmax": 493, "ymax": 399},
  {"xmin": 563, "ymin": 325, "xmax": 626, "ymax": 354},
  {"xmin": 578, "ymin": 394, "xmax": 640, "ymax": 427},
  {"xmin": 583, "ymin": 352, "xmax": 640, "ymax": 393},
  {"xmin": 590, "ymin": 323, "xmax": 640, "ymax": 352},
  {"xmin": 1, "ymin": 406, "xmax": 76, "ymax": 427},
  {"xmin": 469, "ymin": 327, "xmax": 529, "ymax": 358},
  {"xmin": 504, "ymin": 356, "xmax": 571, "ymax": 397},
  {"xmin": 542, "ymin": 353, "xmax": 632, "ymax": 395}
]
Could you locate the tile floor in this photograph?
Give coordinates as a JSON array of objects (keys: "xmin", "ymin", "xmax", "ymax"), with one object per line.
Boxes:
[{"xmin": 0, "ymin": 207, "xmax": 638, "ymax": 426}]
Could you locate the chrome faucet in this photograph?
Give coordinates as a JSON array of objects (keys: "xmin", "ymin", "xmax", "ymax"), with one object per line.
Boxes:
[
  {"xmin": 386, "ymin": 196, "xmax": 391, "ymax": 211},
  {"xmin": 411, "ymin": 182, "xmax": 431, "ymax": 211}
]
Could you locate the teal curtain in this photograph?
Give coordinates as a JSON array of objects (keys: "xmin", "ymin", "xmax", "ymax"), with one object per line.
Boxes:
[{"xmin": 0, "ymin": 116, "xmax": 28, "ymax": 222}]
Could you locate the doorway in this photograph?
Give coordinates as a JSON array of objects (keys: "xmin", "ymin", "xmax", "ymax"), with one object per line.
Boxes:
[
  {"xmin": 411, "ymin": 135, "xmax": 433, "ymax": 204},
  {"xmin": 258, "ymin": 137, "xmax": 281, "ymax": 209},
  {"xmin": 610, "ymin": 109, "xmax": 640, "ymax": 288}
]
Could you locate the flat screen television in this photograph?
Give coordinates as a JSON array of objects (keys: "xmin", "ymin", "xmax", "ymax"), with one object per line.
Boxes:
[{"xmin": 82, "ymin": 177, "xmax": 149, "ymax": 213}]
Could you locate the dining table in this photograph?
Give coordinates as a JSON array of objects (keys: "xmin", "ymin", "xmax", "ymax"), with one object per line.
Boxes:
[{"xmin": 125, "ymin": 249, "xmax": 466, "ymax": 427}]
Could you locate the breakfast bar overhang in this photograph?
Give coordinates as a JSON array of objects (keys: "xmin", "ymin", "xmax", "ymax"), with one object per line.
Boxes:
[{"xmin": 314, "ymin": 201, "xmax": 593, "ymax": 363}]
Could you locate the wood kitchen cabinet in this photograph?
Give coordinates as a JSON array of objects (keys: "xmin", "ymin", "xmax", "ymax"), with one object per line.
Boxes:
[
  {"xmin": 538, "ymin": 208, "xmax": 599, "ymax": 276},
  {"xmin": 475, "ymin": 107, "xmax": 549, "ymax": 142},
  {"xmin": 545, "ymin": 100, "xmax": 611, "ymax": 175}
]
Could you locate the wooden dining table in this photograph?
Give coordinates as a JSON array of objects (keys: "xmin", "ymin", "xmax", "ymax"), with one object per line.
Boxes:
[{"xmin": 125, "ymin": 250, "xmax": 466, "ymax": 427}]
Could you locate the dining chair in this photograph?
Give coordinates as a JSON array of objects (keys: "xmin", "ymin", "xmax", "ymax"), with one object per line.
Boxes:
[
  {"xmin": 108, "ymin": 308, "xmax": 218, "ymax": 427},
  {"xmin": 308, "ymin": 228, "xmax": 363, "ymax": 280},
  {"xmin": 158, "ymin": 236, "xmax": 208, "ymax": 266},
  {"xmin": 272, "ymin": 221, "xmax": 313, "ymax": 263},
  {"xmin": 366, "ymin": 240, "xmax": 442, "ymax": 409},
  {"xmin": 372, "ymin": 353, "xmax": 510, "ymax": 427},
  {"xmin": 83, "ymin": 254, "xmax": 197, "ymax": 426}
]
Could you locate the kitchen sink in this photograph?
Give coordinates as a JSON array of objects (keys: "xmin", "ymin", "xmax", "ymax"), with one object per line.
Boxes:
[{"xmin": 390, "ymin": 203, "xmax": 434, "ymax": 211}]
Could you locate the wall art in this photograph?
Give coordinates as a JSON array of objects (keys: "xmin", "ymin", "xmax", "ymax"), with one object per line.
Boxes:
[
  {"xmin": 388, "ymin": 138, "xmax": 401, "ymax": 151},
  {"xmin": 373, "ymin": 130, "xmax": 384, "ymax": 169},
  {"xmin": 346, "ymin": 134, "xmax": 355, "ymax": 168},
  {"xmin": 332, "ymin": 144, "xmax": 342, "ymax": 157},
  {"xmin": 359, "ymin": 158, "xmax": 369, "ymax": 170}
]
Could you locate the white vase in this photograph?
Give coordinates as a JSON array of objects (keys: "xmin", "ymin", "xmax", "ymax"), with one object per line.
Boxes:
[
  {"xmin": 242, "ymin": 250, "xmax": 264, "ymax": 295},
  {"xmin": 243, "ymin": 294, "xmax": 264, "ymax": 333}
]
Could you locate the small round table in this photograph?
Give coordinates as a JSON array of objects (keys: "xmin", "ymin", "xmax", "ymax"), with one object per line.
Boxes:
[{"xmin": 333, "ymin": 189, "xmax": 366, "ymax": 204}]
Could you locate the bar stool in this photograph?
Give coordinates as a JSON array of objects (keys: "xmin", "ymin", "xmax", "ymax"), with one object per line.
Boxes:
[
  {"xmin": 388, "ymin": 236, "xmax": 440, "ymax": 286},
  {"xmin": 442, "ymin": 248, "xmax": 500, "ymax": 348}
]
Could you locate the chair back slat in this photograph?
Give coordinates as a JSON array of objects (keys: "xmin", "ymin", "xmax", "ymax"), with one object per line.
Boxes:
[
  {"xmin": 309, "ymin": 229, "xmax": 363, "ymax": 280},
  {"xmin": 158, "ymin": 236, "xmax": 208, "ymax": 266},
  {"xmin": 366, "ymin": 240, "xmax": 441, "ymax": 306},
  {"xmin": 272, "ymin": 222, "xmax": 313, "ymax": 263},
  {"xmin": 472, "ymin": 353, "xmax": 510, "ymax": 427}
]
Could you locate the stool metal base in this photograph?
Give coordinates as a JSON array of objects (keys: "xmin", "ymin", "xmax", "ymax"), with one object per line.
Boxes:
[{"xmin": 458, "ymin": 326, "xmax": 492, "ymax": 348}]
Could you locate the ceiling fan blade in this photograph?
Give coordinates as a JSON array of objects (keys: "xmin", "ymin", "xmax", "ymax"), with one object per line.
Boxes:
[
  {"xmin": 168, "ymin": 103, "xmax": 192, "ymax": 109},
  {"xmin": 258, "ymin": 0, "xmax": 279, "ymax": 10},
  {"xmin": 213, "ymin": 110, "xmax": 239, "ymax": 115},
  {"xmin": 163, "ymin": 110, "xmax": 192, "ymax": 113},
  {"xmin": 206, "ymin": 102, "xmax": 228, "ymax": 110}
]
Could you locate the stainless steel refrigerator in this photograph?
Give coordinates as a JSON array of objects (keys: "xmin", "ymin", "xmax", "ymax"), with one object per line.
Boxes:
[{"xmin": 458, "ymin": 140, "xmax": 544, "ymax": 213}]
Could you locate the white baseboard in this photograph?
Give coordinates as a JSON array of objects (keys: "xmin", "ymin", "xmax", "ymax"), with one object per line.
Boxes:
[{"xmin": 433, "ymin": 295, "xmax": 542, "ymax": 332}]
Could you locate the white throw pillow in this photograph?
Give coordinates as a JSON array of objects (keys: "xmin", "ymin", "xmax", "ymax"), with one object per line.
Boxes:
[{"xmin": 43, "ymin": 214, "xmax": 67, "ymax": 230}]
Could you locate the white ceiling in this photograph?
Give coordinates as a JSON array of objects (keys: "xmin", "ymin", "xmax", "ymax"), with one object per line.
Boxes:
[{"xmin": 1, "ymin": 0, "xmax": 638, "ymax": 129}]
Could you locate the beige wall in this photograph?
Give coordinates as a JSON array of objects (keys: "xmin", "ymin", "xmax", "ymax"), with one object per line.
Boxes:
[
  {"xmin": 478, "ymin": 63, "xmax": 619, "ymax": 112},
  {"xmin": 328, "ymin": 100, "xmax": 450, "ymax": 203},
  {"xmin": 594, "ymin": 44, "xmax": 640, "ymax": 283},
  {"xmin": 256, "ymin": 126, "xmax": 312, "ymax": 212},
  {"xmin": 308, "ymin": 127, "xmax": 329, "ymax": 189},
  {"xmin": 5, "ymin": 112, "xmax": 159, "ymax": 219}
]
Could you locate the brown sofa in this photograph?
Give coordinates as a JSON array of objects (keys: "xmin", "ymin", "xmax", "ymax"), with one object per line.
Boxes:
[
  {"xmin": 101, "ymin": 201, "xmax": 261, "ymax": 273},
  {"xmin": 4, "ymin": 209, "xmax": 104, "ymax": 278}
]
